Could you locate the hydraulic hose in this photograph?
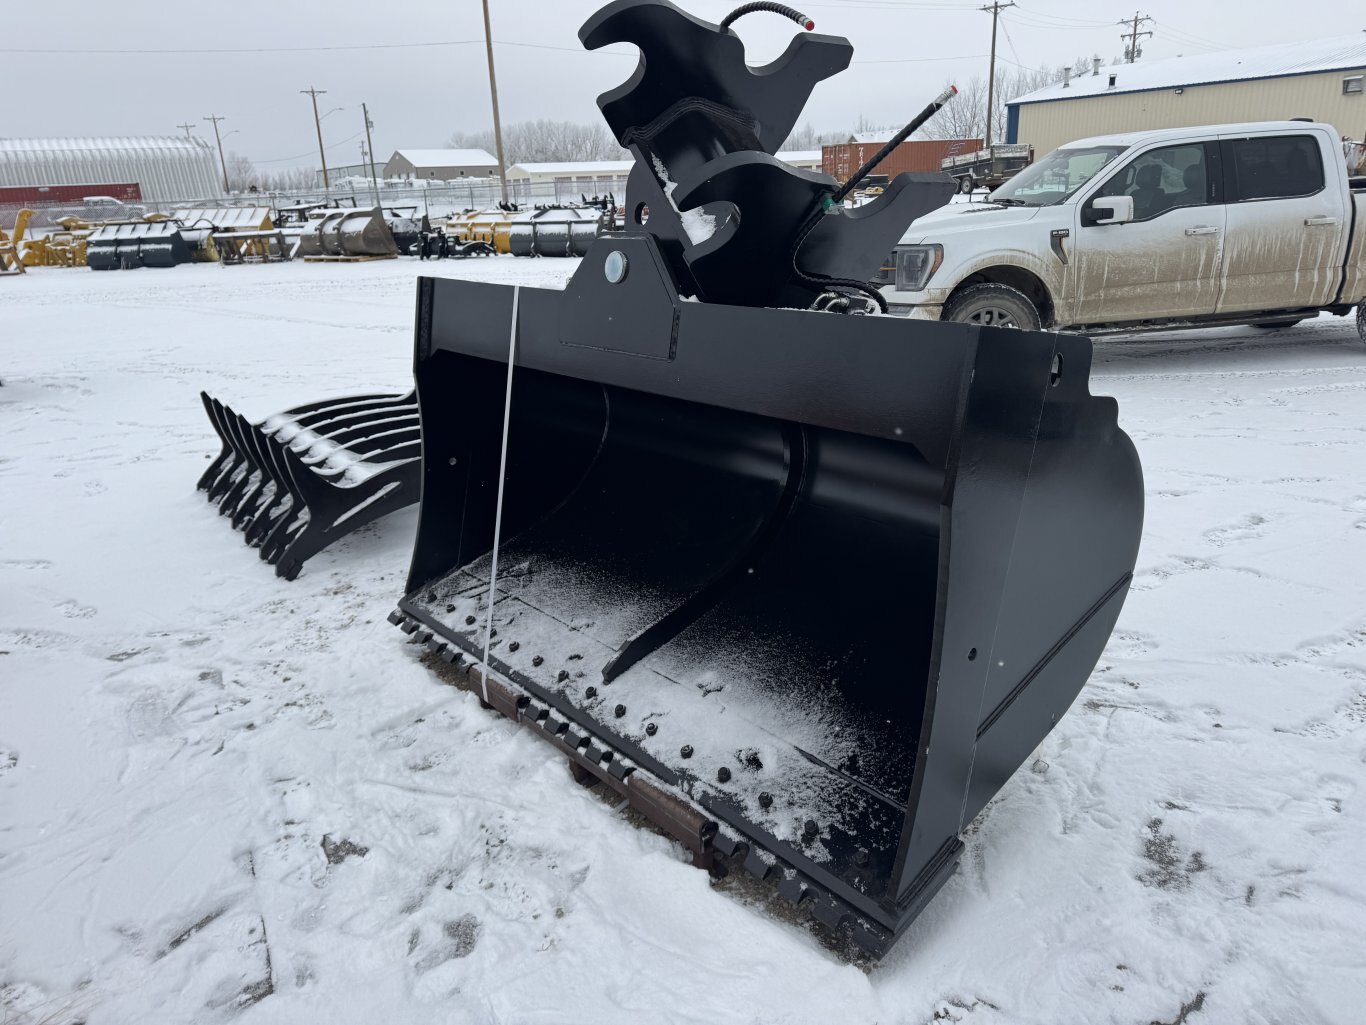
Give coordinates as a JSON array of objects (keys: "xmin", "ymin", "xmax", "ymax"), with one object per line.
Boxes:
[
  {"xmin": 831, "ymin": 85, "xmax": 958, "ymax": 203},
  {"xmin": 792, "ymin": 85, "xmax": 959, "ymax": 313},
  {"xmin": 720, "ymin": 2, "xmax": 814, "ymax": 32}
]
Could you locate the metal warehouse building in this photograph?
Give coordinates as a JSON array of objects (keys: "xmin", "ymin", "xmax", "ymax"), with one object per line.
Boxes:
[
  {"xmin": 0, "ymin": 136, "xmax": 224, "ymax": 202},
  {"xmin": 1007, "ymin": 36, "xmax": 1366, "ymax": 156},
  {"xmin": 383, "ymin": 148, "xmax": 499, "ymax": 181}
]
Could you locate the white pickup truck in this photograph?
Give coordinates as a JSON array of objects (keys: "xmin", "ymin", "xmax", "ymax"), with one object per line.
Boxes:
[{"xmin": 881, "ymin": 121, "xmax": 1366, "ymax": 341}]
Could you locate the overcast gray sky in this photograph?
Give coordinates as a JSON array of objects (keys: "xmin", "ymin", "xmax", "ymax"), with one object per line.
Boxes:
[{"xmin": 6, "ymin": 0, "xmax": 1363, "ymax": 168}]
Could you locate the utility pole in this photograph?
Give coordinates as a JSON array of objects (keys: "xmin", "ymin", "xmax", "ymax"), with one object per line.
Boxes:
[
  {"xmin": 979, "ymin": 2, "xmax": 1016, "ymax": 149},
  {"xmin": 1119, "ymin": 12, "xmax": 1155, "ymax": 63},
  {"xmin": 481, "ymin": 0, "xmax": 509, "ymax": 204},
  {"xmin": 302, "ymin": 86, "xmax": 330, "ymax": 190},
  {"xmin": 204, "ymin": 114, "xmax": 230, "ymax": 194},
  {"xmin": 360, "ymin": 141, "xmax": 380, "ymax": 206},
  {"xmin": 176, "ymin": 121, "xmax": 197, "ymax": 137},
  {"xmin": 362, "ymin": 102, "xmax": 381, "ymax": 204}
]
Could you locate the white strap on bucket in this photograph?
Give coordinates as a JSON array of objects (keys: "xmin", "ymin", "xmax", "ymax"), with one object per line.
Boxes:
[{"xmin": 481, "ymin": 284, "xmax": 520, "ymax": 703}]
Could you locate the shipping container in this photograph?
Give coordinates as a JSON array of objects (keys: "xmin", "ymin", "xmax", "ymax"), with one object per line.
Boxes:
[
  {"xmin": 822, "ymin": 138, "xmax": 981, "ymax": 183},
  {"xmin": 0, "ymin": 182, "xmax": 143, "ymax": 206}
]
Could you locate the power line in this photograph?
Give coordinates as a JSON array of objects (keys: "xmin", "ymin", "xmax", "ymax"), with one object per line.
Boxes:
[
  {"xmin": 254, "ymin": 131, "xmax": 364, "ymax": 165},
  {"xmin": 851, "ymin": 53, "xmax": 989, "ymax": 64},
  {"xmin": 1009, "ymin": 8, "xmax": 1113, "ymax": 28},
  {"xmin": 0, "ymin": 39, "xmax": 636, "ymax": 57},
  {"xmin": 999, "ymin": 13, "xmax": 1022, "ymax": 67}
]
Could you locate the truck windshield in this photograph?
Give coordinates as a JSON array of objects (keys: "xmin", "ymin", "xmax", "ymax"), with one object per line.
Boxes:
[{"xmin": 988, "ymin": 145, "xmax": 1128, "ymax": 206}]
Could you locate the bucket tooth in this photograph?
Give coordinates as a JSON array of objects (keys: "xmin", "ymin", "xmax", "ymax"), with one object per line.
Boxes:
[
  {"xmin": 777, "ymin": 874, "xmax": 810, "ymax": 905},
  {"xmin": 742, "ymin": 848, "xmax": 778, "ymax": 882},
  {"xmin": 809, "ymin": 897, "xmax": 851, "ymax": 933}
]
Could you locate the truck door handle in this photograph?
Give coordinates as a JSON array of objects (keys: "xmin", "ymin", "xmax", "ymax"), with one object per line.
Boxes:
[
  {"xmin": 1185, "ymin": 226, "xmax": 1219, "ymax": 236},
  {"xmin": 1304, "ymin": 216, "xmax": 1339, "ymax": 226}
]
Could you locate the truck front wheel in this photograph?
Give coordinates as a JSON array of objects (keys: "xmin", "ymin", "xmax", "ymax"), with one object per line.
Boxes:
[
  {"xmin": 942, "ymin": 282, "xmax": 1042, "ymax": 331},
  {"xmin": 1357, "ymin": 303, "xmax": 1365, "ymax": 344}
]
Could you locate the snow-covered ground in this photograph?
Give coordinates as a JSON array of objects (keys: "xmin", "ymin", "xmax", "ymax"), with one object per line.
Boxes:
[{"xmin": 2, "ymin": 257, "xmax": 1364, "ymax": 1024}]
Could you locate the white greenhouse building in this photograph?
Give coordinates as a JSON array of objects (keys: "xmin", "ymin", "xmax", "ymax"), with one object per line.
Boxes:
[{"xmin": 0, "ymin": 136, "xmax": 224, "ymax": 203}]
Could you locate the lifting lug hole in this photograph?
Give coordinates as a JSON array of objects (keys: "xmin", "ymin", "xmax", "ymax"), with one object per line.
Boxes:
[
  {"xmin": 967, "ymin": 647, "xmax": 977, "ymax": 661},
  {"xmin": 1050, "ymin": 353, "xmax": 1063, "ymax": 387}
]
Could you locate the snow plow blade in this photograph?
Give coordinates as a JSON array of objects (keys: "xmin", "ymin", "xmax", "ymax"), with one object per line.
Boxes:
[
  {"xmin": 390, "ymin": 243, "xmax": 1143, "ymax": 955},
  {"xmin": 197, "ymin": 391, "xmax": 420, "ymax": 579}
]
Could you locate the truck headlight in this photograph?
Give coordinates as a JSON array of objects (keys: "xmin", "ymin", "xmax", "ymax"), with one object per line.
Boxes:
[{"xmin": 894, "ymin": 245, "xmax": 943, "ymax": 292}]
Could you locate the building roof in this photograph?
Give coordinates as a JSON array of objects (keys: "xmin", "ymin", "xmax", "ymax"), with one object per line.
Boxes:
[
  {"xmin": 507, "ymin": 160, "xmax": 635, "ymax": 177},
  {"xmin": 848, "ymin": 132, "xmax": 893, "ymax": 144},
  {"xmin": 390, "ymin": 148, "xmax": 498, "ymax": 168},
  {"xmin": 0, "ymin": 135, "xmax": 215, "ymax": 155},
  {"xmin": 1011, "ymin": 35, "xmax": 1366, "ymax": 106},
  {"xmin": 776, "ymin": 149, "xmax": 821, "ymax": 164}
]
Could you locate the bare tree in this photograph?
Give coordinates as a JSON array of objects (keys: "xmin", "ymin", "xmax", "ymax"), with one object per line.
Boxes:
[
  {"xmin": 447, "ymin": 120, "xmax": 627, "ymax": 164},
  {"xmin": 224, "ymin": 151, "xmax": 258, "ymax": 192},
  {"xmin": 784, "ymin": 121, "xmax": 862, "ymax": 149},
  {"xmin": 921, "ymin": 57, "xmax": 1098, "ymax": 145},
  {"xmin": 256, "ymin": 166, "xmax": 320, "ymax": 192}
]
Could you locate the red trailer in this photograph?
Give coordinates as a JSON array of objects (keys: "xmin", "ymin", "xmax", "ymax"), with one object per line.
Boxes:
[{"xmin": 0, "ymin": 182, "xmax": 143, "ymax": 206}]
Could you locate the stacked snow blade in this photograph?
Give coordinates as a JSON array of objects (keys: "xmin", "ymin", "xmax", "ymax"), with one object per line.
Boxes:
[
  {"xmin": 389, "ymin": 0, "xmax": 1143, "ymax": 959},
  {"xmin": 196, "ymin": 392, "xmax": 421, "ymax": 580}
]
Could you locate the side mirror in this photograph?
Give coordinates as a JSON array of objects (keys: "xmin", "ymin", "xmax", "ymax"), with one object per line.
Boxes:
[{"xmin": 1089, "ymin": 195, "xmax": 1134, "ymax": 225}]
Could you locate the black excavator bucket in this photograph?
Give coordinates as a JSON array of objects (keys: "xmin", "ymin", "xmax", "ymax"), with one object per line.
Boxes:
[
  {"xmin": 394, "ymin": 237, "xmax": 1143, "ymax": 955},
  {"xmin": 378, "ymin": 0, "xmax": 1143, "ymax": 956},
  {"xmin": 197, "ymin": 391, "xmax": 421, "ymax": 579}
]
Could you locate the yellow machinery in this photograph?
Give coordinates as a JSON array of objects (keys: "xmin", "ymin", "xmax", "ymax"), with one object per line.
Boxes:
[
  {"xmin": 0, "ymin": 208, "xmax": 32, "ymax": 275},
  {"xmin": 447, "ymin": 209, "xmax": 514, "ymax": 253},
  {"xmin": 19, "ymin": 216, "xmax": 92, "ymax": 268}
]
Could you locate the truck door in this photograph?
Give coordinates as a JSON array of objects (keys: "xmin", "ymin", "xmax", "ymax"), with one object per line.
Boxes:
[
  {"xmin": 1216, "ymin": 133, "xmax": 1348, "ymax": 313},
  {"xmin": 1071, "ymin": 141, "xmax": 1224, "ymax": 325}
]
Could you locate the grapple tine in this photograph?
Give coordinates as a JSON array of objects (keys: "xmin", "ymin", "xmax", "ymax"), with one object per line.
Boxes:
[
  {"xmin": 217, "ymin": 412, "xmax": 266, "ymax": 525},
  {"xmin": 294, "ymin": 415, "xmax": 420, "ymax": 459},
  {"xmin": 205, "ymin": 397, "xmax": 249, "ymax": 504},
  {"xmin": 285, "ymin": 402, "xmax": 418, "ymax": 449},
  {"xmin": 203, "ymin": 397, "xmax": 247, "ymax": 503},
  {"xmin": 231, "ymin": 420, "xmax": 282, "ymax": 532},
  {"xmin": 277, "ymin": 455, "xmax": 421, "ymax": 577},
  {"xmin": 196, "ymin": 391, "xmax": 236, "ymax": 492},
  {"xmin": 257, "ymin": 432, "xmax": 310, "ymax": 565}
]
